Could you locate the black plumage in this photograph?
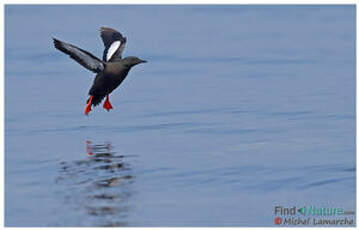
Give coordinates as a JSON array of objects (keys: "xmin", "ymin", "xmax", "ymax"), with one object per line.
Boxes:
[{"xmin": 53, "ymin": 27, "xmax": 146, "ymax": 115}]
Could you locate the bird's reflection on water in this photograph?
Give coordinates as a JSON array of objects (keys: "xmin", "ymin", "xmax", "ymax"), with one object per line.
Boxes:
[{"xmin": 56, "ymin": 140, "xmax": 134, "ymax": 227}]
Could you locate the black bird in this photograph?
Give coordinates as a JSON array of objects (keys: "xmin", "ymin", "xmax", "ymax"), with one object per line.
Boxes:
[{"xmin": 53, "ymin": 27, "xmax": 147, "ymax": 115}]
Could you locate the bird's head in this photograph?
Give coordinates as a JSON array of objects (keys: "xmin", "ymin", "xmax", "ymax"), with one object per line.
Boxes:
[{"xmin": 122, "ymin": 56, "xmax": 147, "ymax": 67}]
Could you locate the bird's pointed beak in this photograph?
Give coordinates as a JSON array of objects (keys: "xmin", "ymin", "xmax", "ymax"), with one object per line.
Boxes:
[{"xmin": 140, "ymin": 59, "xmax": 147, "ymax": 63}]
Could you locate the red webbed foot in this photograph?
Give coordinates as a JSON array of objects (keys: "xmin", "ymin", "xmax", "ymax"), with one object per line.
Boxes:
[
  {"xmin": 103, "ymin": 95, "xmax": 113, "ymax": 111},
  {"xmin": 85, "ymin": 96, "xmax": 93, "ymax": 115}
]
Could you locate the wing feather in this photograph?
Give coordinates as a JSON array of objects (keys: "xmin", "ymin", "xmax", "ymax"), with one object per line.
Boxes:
[
  {"xmin": 100, "ymin": 27, "xmax": 127, "ymax": 62},
  {"xmin": 53, "ymin": 38, "xmax": 104, "ymax": 73}
]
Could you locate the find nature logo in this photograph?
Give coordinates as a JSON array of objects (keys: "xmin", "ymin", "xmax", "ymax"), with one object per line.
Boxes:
[{"xmin": 274, "ymin": 205, "xmax": 355, "ymax": 226}]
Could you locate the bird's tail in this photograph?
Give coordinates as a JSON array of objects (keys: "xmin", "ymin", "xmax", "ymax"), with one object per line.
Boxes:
[{"xmin": 87, "ymin": 95, "xmax": 105, "ymax": 107}]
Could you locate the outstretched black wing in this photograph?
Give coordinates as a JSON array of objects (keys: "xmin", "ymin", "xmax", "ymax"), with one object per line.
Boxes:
[
  {"xmin": 100, "ymin": 27, "xmax": 127, "ymax": 62},
  {"xmin": 53, "ymin": 38, "xmax": 105, "ymax": 73}
]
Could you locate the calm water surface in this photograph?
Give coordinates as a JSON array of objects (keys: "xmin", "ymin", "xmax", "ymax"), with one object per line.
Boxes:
[{"xmin": 5, "ymin": 5, "xmax": 356, "ymax": 226}]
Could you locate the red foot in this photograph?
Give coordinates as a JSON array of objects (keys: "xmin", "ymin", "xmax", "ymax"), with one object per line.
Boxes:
[
  {"xmin": 103, "ymin": 95, "xmax": 113, "ymax": 111},
  {"xmin": 85, "ymin": 96, "xmax": 93, "ymax": 115}
]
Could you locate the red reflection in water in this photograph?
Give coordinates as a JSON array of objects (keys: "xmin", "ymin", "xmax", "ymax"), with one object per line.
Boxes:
[
  {"xmin": 86, "ymin": 140, "xmax": 94, "ymax": 155},
  {"xmin": 86, "ymin": 140, "xmax": 112, "ymax": 156}
]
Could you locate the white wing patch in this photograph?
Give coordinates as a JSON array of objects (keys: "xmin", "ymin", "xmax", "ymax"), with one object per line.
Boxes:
[{"xmin": 106, "ymin": 41, "xmax": 121, "ymax": 61}]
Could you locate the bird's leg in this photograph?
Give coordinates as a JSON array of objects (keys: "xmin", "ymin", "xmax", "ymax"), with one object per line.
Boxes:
[
  {"xmin": 85, "ymin": 96, "xmax": 93, "ymax": 115},
  {"xmin": 103, "ymin": 95, "xmax": 113, "ymax": 111}
]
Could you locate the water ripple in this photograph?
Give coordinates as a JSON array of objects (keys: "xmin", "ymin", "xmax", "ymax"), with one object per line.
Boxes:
[{"xmin": 55, "ymin": 141, "xmax": 134, "ymax": 227}]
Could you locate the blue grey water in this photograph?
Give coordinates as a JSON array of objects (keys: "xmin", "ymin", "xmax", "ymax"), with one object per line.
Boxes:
[{"xmin": 5, "ymin": 5, "xmax": 356, "ymax": 227}]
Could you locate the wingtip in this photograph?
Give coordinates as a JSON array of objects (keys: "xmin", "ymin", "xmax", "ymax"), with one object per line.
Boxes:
[
  {"xmin": 100, "ymin": 26, "xmax": 121, "ymax": 34},
  {"xmin": 100, "ymin": 26, "xmax": 111, "ymax": 32},
  {"xmin": 52, "ymin": 37, "xmax": 62, "ymax": 43},
  {"xmin": 52, "ymin": 37, "xmax": 61, "ymax": 48}
]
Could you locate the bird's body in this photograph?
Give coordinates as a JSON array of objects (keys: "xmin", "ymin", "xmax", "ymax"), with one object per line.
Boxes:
[
  {"xmin": 89, "ymin": 61, "xmax": 130, "ymax": 106},
  {"xmin": 53, "ymin": 27, "xmax": 146, "ymax": 115}
]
